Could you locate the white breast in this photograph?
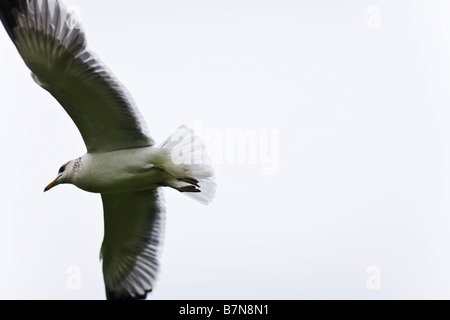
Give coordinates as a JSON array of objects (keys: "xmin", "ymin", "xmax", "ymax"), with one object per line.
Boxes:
[{"xmin": 73, "ymin": 147, "xmax": 173, "ymax": 193}]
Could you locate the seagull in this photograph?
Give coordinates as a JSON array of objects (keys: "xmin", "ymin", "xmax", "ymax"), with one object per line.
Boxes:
[{"xmin": 0, "ymin": 0, "xmax": 216, "ymax": 300}]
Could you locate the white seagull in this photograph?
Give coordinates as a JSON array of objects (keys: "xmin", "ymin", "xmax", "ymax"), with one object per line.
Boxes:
[{"xmin": 0, "ymin": 0, "xmax": 216, "ymax": 300}]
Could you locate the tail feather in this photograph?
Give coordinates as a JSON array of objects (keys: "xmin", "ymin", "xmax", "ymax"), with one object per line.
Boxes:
[
  {"xmin": 160, "ymin": 126, "xmax": 216, "ymax": 205},
  {"xmin": 183, "ymin": 178, "xmax": 216, "ymax": 205}
]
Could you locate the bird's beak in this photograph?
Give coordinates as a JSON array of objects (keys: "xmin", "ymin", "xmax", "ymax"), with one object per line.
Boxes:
[{"xmin": 44, "ymin": 174, "xmax": 62, "ymax": 192}]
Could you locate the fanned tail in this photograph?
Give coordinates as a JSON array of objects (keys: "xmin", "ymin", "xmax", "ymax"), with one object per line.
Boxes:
[{"xmin": 160, "ymin": 126, "xmax": 216, "ymax": 205}]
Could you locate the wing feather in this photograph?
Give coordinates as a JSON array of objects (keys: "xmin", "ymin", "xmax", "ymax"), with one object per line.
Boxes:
[
  {"xmin": 101, "ymin": 189, "xmax": 166, "ymax": 300},
  {"xmin": 0, "ymin": 0, "xmax": 154, "ymax": 152}
]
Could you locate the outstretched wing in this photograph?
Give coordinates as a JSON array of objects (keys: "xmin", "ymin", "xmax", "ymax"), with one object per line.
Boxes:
[
  {"xmin": 101, "ymin": 189, "xmax": 166, "ymax": 300},
  {"xmin": 0, "ymin": 0, "xmax": 154, "ymax": 152}
]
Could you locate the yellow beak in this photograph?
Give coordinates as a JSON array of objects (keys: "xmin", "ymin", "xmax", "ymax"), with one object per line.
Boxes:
[{"xmin": 44, "ymin": 174, "xmax": 62, "ymax": 192}]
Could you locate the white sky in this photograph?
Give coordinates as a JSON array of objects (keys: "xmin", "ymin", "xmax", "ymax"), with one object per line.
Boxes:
[{"xmin": 1, "ymin": 0, "xmax": 450, "ymax": 299}]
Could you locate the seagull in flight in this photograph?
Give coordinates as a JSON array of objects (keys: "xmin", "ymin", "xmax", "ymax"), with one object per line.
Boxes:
[{"xmin": 0, "ymin": 0, "xmax": 216, "ymax": 300}]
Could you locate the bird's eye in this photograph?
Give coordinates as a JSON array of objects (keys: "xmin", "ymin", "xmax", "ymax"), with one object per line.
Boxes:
[{"xmin": 58, "ymin": 163, "xmax": 68, "ymax": 174}]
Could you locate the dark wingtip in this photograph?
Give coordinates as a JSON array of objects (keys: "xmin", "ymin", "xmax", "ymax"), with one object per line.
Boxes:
[
  {"xmin": 0, "ymin": 0, "xmax": 21, "ymax": 42},
  {"xmin": 106, "ymin": 288, "xmax": 153, "ymax": 301}
]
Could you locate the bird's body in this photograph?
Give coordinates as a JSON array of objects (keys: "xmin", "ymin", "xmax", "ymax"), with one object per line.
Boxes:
[
  {"xmin": 0, "ymin": 0, "xmax": 216, "ymax": 300},
  {"xmin": 63, "ymin": 140, "xmax": 209, "ymax": 195},
  {"xmin": 69, "ymin": 147, "xmax": 171, "ymax": 194}
]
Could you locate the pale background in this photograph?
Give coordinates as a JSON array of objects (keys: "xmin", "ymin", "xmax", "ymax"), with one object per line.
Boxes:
[{"xmin": 1, "ymin": 0, "xmax": 450, "ymax": 299}]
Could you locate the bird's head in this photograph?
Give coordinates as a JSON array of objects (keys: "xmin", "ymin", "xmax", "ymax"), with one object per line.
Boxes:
[{"xmin": 44, "ymin": 160, "xmax": 75, "ymax": 192}]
